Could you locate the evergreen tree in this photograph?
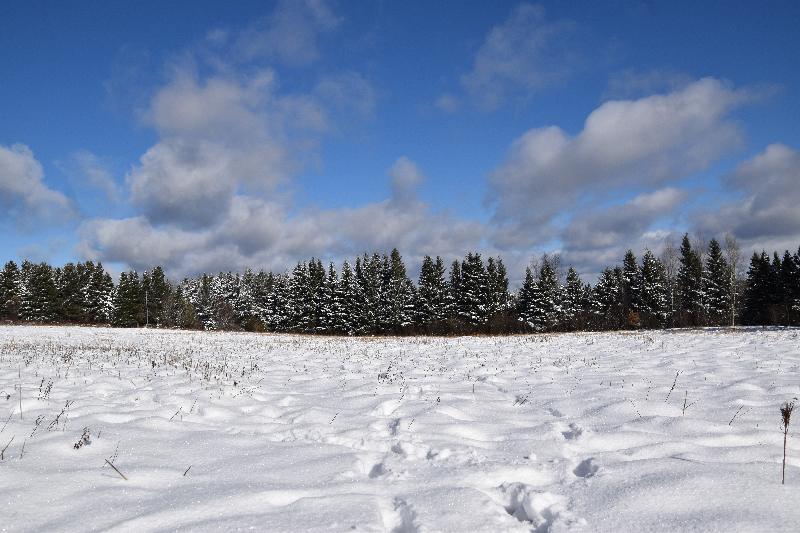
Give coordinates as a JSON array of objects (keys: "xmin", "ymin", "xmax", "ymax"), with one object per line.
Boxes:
[
  {"xmin": 703, "ymin": 239, "xmax": 731, "ymax": 326},
  {"xmin": 113, "ymin": 271, "xmax": 143, "ymax": 327},
  {"xmin": 640, "ymin": 250, "xmax": 669, "ymax": 328},
  {"xmin": 19, "ymin": 261, "xmax": 58, "ymax": 322},
  {"xmin": 742, "ymin": 252, "xmax": 772, "ymax": 325},
  {"xmin": 84, "ymin": 263, "xmax": 114, "ymax": 323},
  {"xmin": 534, "ymin": 256, "xmax": 561, "ymax": 331},
  {"xmin": 591, "ymin": 267, "xmax": 624, "ymax": 330},
  {"xmin": 333, "ymin": 260, "xmax": 360, "ymax": 334},
  {"xmin": 516, "ymin": 267, "xmax": 540, "ymax": 330},
  {"xmin": 287, "ymin": 262, "xmax": 313, "ymax": 332},
  {"xmin": 266, "ymin": 273, "xmax": 291, "ymax": 331},
  {"xmin": 0, "ymin": 261, "xmax": 21, "ymax": 320},
  {"xmin": 142, "ymin": 266, "xmax": 171, "ymax": 326},
  {"xmin": 562, "ymin": 267, "xmax": 585, "ymax": 331},
  {"xmin": 416, "ymin": 255, "xmax": 448, "ymax": 326},
  {"xmin": 446, "ymin": 260, "xmax": 462, "ymax": 321},
  {"xmin": 676, "ymin": 234, "xmax": 705, "ymax": 326},
  {"xmin": 486, "ymin": 257, "xmax": 510, "ymax": 321},
  {"xmin": 185, "ymin": 274, "xmax": 215, "ymax": 329},
  {"xmin": 55, "ymin": 263, "xmax": 86, "ymax": 322},
  {"xmin": 315, "ymin": 262, "xmax": 337, "ymax": 333},
  {"xmin": 458, "ymin": 252, "xmax": 490, "ymax": 327},
  {"xmin": 379, "ymin": 249, "xmax": 415, "ymax": 332},
  {"xmin": 622, "ymin": 250, "xmax": 642, "ymax": 327}
]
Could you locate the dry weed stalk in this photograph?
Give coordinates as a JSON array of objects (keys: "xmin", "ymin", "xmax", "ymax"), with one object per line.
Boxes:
[{"xmin": 781, "ymin": 401, "xmax": 794, "ymax": 485}]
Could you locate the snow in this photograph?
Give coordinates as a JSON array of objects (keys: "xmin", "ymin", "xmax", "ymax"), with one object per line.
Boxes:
[{"xmin": 1, "ymin": 325, "xmax": 799, "ymax": 532}]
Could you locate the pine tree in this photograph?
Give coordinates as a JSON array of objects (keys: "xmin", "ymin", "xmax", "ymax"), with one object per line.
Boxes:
[
  {"xmin": 458, "ymin": 252, "xmax": 490, "ymax": 327},
  {"xmin": 84, "ymin": 263, "xmax": 114, "ymax": 323},
  {"xmin": 562, "ymin": 267, "xmax": 585, "ymax": 331},
  {"xmin": 742, "ymin": 252, "xmax": 772, "ymax": 325},
  {"xmin": 416, "ymin": 255, "xmax": 447, "ymax": 326},
  {"xmin": 591, "ymin": 267, "xmax": 624, "ymax": 330},
  {"xmin": 19, "ymin": 261, "xmax": 58, "ymax": 322},
  {"xmin": 333, "ymin": 260, "xmax": 359, "ymax": 334},
  {"xmin": 315, "ymin": 262, "xmax": 337, "ymax": 333},
  {"xmin": 446, "ymin": 260, "xmax": 462, "ymax": 321},
  {"xmin": 113, "ymin": 271, "xmax": 143, "ymax": 327},
  {"xmin": 703, "ymin": 239, "xmax": 731, "ymax": 326},
  {"xmin": 287, "ymin": 262, "xmax": 312, "ymax": 332},
  {"xmin": 640, "ymin": 250, "xmax": 669, "ymax": 328},
  {"xmin": 486, "ymin": 257, "xmax": 510, "ymax": 322},
  {"xmin": 0, "ymin": 261, "xmax": 21, "ymax": 320},
  {"xmin": 142, "ymin": 266, "xmax": 171, "ymax": 326},
  {"xmin": 676, "ymin": 234, "xmax": 705, "ymax": 326},
  {"xmin": 534, "ymin": 256, "xmax": 561, "ymax": 331},
  {"xmin": 622, "ymin": 250, "xmax": 642, "ymax": 327},
  {"xmin": 516, "ymin": 267, "xmax": 537, "ymax": 329},
  {"xmin": 55, "ymin": 263, "xmax": 86, "ymax": 323},
  {"xmin": 378, "ymin": 249, "xmax": 415, "ymax": 333},
  {"xmin": 266, "ymin": 273, "xmax": 291, "ymax": 331}
]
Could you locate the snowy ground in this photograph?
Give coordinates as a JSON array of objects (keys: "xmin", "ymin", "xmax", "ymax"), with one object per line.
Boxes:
[{"xmin": 1, "ymin": 326, "xmax": 799, "ymax": 532}]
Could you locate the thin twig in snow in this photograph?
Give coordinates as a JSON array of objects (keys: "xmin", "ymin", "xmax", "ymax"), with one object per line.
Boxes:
[{"xmin": 105, "ymin": 459, "xmax": 128, "ymax": 480}]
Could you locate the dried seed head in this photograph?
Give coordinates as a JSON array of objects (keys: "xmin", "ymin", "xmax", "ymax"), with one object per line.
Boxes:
[{"xmin": 781, "ymin": 401, "xmax": 794, "ymax": 429}]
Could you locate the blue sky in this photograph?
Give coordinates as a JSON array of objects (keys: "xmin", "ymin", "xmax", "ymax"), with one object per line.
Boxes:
[{"xmin": 1, "ymin": 0, "xmax": 799, "ymax": 281}]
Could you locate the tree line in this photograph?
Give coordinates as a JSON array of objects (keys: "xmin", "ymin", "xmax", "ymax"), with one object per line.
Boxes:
[{"xmin": 1, "ymin": 234, "xmax": 799, "ymax": 334}]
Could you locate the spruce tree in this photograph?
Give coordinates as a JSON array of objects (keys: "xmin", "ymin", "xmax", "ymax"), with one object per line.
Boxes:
[
  {"xmin": 486, "ymin": 257, "xmax": 510, "ymax": 323},
  {"xmin": 446, "ymin": 260, "xmax": 462, "ymax": 321},
  {"xmin": 534, "ymin": 256, "xmax": 560, "ymax": 331},
  {"xmin": 55, "ymin": 263, "xmax": 86, "ymax": 323},
  {"xmin": 676, "ymin": 234, "xmax": 705, "ymax": 326},
  {"xmin": 516, "ymin": 267, "xmax": 537, "ymax": 329},
  {"xmin": 562, "ymin": 267, "xmax": 585, "ymax": 331},
  {"xmin": 19, "ymin": 262, "xmax": 58, "ymax": 322},
  {"xmin": 379, "ymin": 249, "xmax": 415, "ymax": 332},
  {"xmin": 703, "ymin": 239, "xmax": 731, "ymax": 326},
  {"xmin": 622, "ymin": 250, "xmax": 642, "ymax": 326},
  {"xmin": 113, "ymin": 271, "xmax": 143, "ymax": 327},
  {"xmin": 316, "ymin": 262, "xmax": 337, "ymax": 333},
  {"xmin": 640, "ymin": 250, "xmax": 669, "ymax": 328},
  {"xmin": 742, "ymin": 252, "xmax": 772, "ymax": 325},
  {"xmin": 458, "ymin": 252, "xmax": 490, "ymax": 327},
  {"xmin": 0, "ymin": 261, "xmax": 21, "ymax": 320},
  {"xmin": 591, "ymin": 267, "xmax": 624, "ymax": 330}
]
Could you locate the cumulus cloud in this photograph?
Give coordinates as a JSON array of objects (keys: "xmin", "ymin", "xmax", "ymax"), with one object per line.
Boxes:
[
  {"xmin": 127, "ymin": 66, "xmax": 336, "ymax": 229},
  {"xmin": 81, "ymin": 179, "xmax": 484, "ymax": 278},
  {"xmin": 460, "ymin": 3, "xmax": 576, "ymax": 110},
  {"xmin": 235, "ymin": 0, "xmax": 341, "ymax": 66},
  {"xmin": 488, "ymin": 78, "xmax": 752, "ymax": 248},
  {"xmin": 0, "ymin": 143, "xmax": 73, "ymax": 226},
  {"xmin": 694, "ymin": 143, "xmax": 800, "ymax": 253},
  {"xmin": 561, "ymin": 188, "xmax": 688, "ymax": 275}
]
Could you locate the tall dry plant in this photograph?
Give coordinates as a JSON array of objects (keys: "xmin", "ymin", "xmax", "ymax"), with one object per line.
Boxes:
[{"xmin": 781, "ymin": 401, "xmax": 794, "ymax": 485}]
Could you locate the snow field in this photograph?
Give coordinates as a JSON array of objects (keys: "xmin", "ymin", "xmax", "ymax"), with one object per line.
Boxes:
[{"xmin": 1, "ymin": 326, "xmax": 799, "ymax": 532}]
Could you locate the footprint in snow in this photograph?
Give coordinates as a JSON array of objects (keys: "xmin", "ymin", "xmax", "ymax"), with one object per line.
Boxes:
[
  {"xmin": 561, "ymin": 423, "xmax": 583, "ymax": 440},
  {"xmin": 572, "ymin": 458, "xmax": 599, "ymax": 478}
]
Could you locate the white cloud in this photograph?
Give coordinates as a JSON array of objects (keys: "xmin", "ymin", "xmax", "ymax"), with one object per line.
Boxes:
[
  {"xmin": 488, "ymin": 78, "xmax": 752, "ymax": 248},
  {"xmin": 235, "ymin": 0, "xmax": 341, "ymax": 66},
  {"xmin": 460, "ymin": 3, "xmax": 576, "ymax": 110},
  {"xmin": 0, "ymin": 143, "xmax": 73, "ymax": 226},
  {"xmin": 694, "ymin": 143, "xmax": 800, "ymax": 253},
  {"xmin": 81, "ymin": 180, "xmax": 485, "ymax": 279}
]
